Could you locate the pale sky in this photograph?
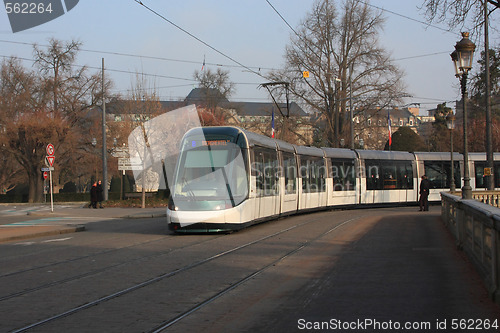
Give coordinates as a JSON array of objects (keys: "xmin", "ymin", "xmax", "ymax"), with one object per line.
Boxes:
[{"xmin": 0, "ymin": 0, "xmax": 498, "ymax": 113}]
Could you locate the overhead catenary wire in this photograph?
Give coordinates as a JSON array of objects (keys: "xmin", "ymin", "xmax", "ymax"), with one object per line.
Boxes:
[
  {"xmin": 263, "ymin": 0, "xmax": 460, "ymax": 109},
  {"xmin": 133, "ymin": 0, "xmax": 267, "ymax": 80},
  {"xmin": 0, "ymin": 39, "xmax": 276, "ymax": 72},
  {"xmin": 359, "ymin": 0, "xmax": 454, "ymax": 34},
  {"xmin": 0, "ymin": 2, "xmax": 462, "ymax": 104}
]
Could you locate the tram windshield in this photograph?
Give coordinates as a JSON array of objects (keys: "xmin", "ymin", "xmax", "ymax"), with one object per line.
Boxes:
[{"xmin": 171, "ymin": 130, "xmax": 249, "ymax": 210}]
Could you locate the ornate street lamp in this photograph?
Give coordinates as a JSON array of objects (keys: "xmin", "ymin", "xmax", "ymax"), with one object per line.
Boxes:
[
  {"xmin": 451, "ymin": 32, "xmax": 475, "ymax": 199},
  {"xmin": 446, "ymin": 113, "xmax": 456, "ymax": 192}
]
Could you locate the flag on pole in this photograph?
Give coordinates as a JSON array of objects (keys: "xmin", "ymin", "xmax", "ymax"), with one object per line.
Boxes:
[
  {"xmin": 387, "ymin": 110, "xmax": 392, "ymax": 147},
  {"xmin": 201, "ymin": 55, "xmax": 205, "ymax": 71},
  {"xmin": 271, "ymin": 108, "xmax": 275, "ymax": 138}
]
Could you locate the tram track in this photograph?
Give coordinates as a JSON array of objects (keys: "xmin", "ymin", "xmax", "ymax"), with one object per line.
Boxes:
[
  {"xmin": 0, "ymin": 234, "xmax": 223, "ymax": 302},
  {"xmin": 10, "ymin": 212, "xmax": 363, "ymax": 333},
  {"xmin": 148, "ymin": 216, "xmax": 361, "ymax": 332},
  {"xmin": 0, "ymin": 234, "xmax": 168, "ymax": 278}
]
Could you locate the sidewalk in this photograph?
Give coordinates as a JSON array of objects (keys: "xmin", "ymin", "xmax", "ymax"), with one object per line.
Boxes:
[{"xmin": 0, "ymin": 204, "xmax": 167, "ymax": 244}]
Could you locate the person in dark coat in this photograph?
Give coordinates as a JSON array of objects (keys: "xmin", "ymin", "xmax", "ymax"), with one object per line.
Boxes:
[
  {"xmin": 96, "ymin": 180, "xmax": 104, "ymax": 208},
  {"xmin": 89, "ymin": 182, "xmax": 98, "ymax": 209},
  {"xmin": 419, "ymin": 175, "xmax": 431, "ymax": 211}
]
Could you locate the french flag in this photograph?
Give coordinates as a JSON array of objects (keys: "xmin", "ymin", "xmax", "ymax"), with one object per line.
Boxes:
[
  {"xmin": 387, "ymin": 110, "xmax": 392, "ymax": 147},
  {"xmin": 271, "ymin": 108, "xmax": 275, "ymax": 138}
]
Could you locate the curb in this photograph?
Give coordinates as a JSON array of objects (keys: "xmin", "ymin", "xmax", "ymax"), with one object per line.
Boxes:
[
  {"xmin": 0, "ymin": 225, "xmax": 85, "ymax": 244},
  {"xmin": 125, "ymin": 213, "xmax": 167, "ymax": 219}
]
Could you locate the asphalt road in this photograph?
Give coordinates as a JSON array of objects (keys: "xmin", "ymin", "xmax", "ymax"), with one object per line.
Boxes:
[{"xmin": 0, "ymin": 206, "xmax": 499, "ymax": 332}]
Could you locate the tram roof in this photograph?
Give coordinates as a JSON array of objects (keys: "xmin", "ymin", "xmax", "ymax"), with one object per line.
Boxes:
[
  {"xmin": 295, "ymin": 145, "xmax": 325, "ymax": 157},
  {"xmin": 467, "ymin": 152, "xmax": 500, "ymax": 161},
  {"xmin": 356, "ymin": 150, "xmax": 414, "ymax": 161},
  {"xmin": 414, "ymin": 152, "xmax": 464, "ymax": 161},
  {"xmin": 322, "ymin": 148, "xmax": 357, "ymax": 159},
  {"xmin": 243, "ymin": 129, "xmax": 276, "ymax": 149},
  {"xmin": 242, "ymin": 128, "xmax": 296, "ymax": 152}
]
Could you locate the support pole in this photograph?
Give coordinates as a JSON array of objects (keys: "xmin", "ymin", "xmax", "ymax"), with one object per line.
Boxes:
[{"xmin": 102, "ymin": 58, "xmax": 108, "ymax": 201}]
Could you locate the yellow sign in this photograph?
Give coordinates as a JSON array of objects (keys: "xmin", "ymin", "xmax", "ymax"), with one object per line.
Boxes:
[
  {"xmin": 484, "ymin": 167, "xmax": 492, "ymax": 176},
  {"xmin": 303, "ymin": 71, "xmax": 310, "ymax": 78}
]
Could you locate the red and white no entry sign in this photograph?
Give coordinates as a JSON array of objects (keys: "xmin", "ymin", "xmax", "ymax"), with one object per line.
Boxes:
[{"xmin": 46, "ymin": 143, "xmax": 55, "ymax": 156}]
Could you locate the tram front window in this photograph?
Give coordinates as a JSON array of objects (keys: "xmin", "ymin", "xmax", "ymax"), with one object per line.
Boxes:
[{"xmin": 171, "ymin": 142, "xmax": 248, "ymax": 211}]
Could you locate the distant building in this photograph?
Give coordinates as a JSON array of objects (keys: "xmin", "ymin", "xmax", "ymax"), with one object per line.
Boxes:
[
  {"xmin": 106, "ymin": 88, "xmax": 314, "ymax": 145},
  {"xmin": 354, "ymin": 107, "xmax": 422, "ymax": 150}
]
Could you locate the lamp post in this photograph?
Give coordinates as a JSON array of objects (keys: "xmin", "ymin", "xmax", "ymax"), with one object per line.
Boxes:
[
  {"xmin": 451, "ymin": 32, "xmax": 475, "ymax": 200},
  {"xmin": 446, "ymin": 113, "xmax": 456, "ymax": 192},
  {"xmin": 91, "ymin": 138, "xmax": 98, "ymax": 183}
]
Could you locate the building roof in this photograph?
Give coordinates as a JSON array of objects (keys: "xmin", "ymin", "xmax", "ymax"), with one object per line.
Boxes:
[
  {"xmin": 224, "ymin": 101, "xmax": 308, "ymax": 117},
  {"xmin": 106, "ymin": 88, "xmax": 308, "ymax": 118}
]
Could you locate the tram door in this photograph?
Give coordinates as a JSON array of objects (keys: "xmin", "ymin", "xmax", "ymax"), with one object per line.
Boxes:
[{"xmin": 253, "ymin": 147, "xmax": 280, "ymax": 220}]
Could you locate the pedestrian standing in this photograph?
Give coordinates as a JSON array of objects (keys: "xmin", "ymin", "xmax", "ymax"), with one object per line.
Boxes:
[
  {"xmin": 96, "ymin": 180, "xmax": 104, "ymax": 208},
  {"xmin": 419, "ymin": 175, "xmax": 431, "ymax": 211},
  {"xmin": 90, "ymin": 182, "xmax": 98, "ymax": 209}
]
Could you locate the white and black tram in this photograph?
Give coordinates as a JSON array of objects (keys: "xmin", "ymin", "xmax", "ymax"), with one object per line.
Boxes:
[{"xmin": 167, "ymin": 126, "xmax": 499, "ymax": 233}]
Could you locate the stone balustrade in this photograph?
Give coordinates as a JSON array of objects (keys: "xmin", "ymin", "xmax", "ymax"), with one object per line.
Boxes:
[{"xmin": 441, "ymin": 192, "xmax": 500, "ymax": 305}]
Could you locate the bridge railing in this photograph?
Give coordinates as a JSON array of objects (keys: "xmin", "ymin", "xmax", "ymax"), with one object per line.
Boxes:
[
  {"xmin": 472, "ymin": 191, "xmax": 500, "ymax": 208},
  {"xmin": 441, "ymin": 192, "xmax": 500, "ymax": 305},
  {"xmin": 441, "ymin": 192, "xmax": 500, "ymax": 304}
]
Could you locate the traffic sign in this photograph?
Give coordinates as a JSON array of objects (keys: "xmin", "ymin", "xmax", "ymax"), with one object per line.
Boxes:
[
  {"xmin": 118, "ymin": 158, "xmax": 143, "ymax": 171},
  {"xmin": 46, "ymin": 156, "xmax": 55, "ymax": 167},
  {"xmin": 41, "ymin": 167, "xmax": 54, "ymax": 172},
  {"xmin": 43, "ymin": 171, "xmax": 48, "ymax": 180},
  {"xmin": 46, "ymin": 143, "xmax": 55, "ymax": 156},
  {"xmin": 112, "ymin": 147, "xmax": 130, "ymax": 158}
]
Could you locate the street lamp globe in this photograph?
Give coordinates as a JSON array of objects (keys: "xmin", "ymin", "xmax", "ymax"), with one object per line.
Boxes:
[
  {"xmin": 453, "ymin": 32, "xmax": 476, "ymax": 74},
  {"xmin": 450, "ymin": 50, "xmax": 461, "ymax": 77},
  {"xmin": 446, "ymin": 114, "xmax": 456, "ymax": 130}
]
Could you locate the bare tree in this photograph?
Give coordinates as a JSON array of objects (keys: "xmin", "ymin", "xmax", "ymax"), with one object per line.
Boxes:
[
  {"xmin": 193, "ymin": 68, "xmax": 235, "ymax": 125},
  {"xmin": 421, "ymin": 0, "xmax": 499, "ymax": 32},
  {"xmin": 269, "ymin": 0, "xmax": 406, "ymax": 147},
  {"xmin": 421, "ymin": 0, "xmax": 499, "ymax": 190},
  {"xmin": 123, "ymin": 74, "xmax": 164, "ymax": 208},
  {"xmin": 0, "ymin": 39, "xmax": 104, "ymax": 202}
]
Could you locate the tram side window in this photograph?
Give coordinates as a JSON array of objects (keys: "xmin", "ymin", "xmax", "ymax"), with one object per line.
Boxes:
[
  {"xmin": 474, "ymin": 162, "xmax": 500, "ymax": 188},
  {"xmin": 253, "ymin": 147, "xmax": 279, "ymax": 197},
  {"xmin": 331, "ymin": 158, "xmax": 356, "ymax": 191},
  {"xmin": 496, "ymin": 162, "xmax": 500, "ymax": 188},
  {"xmin": 365, "ymin": 161, "xmax": 381, "ymax": 190},
  {"xmin": 365, "ymin": 160, "xmax": 413, "ymax": 190},
  {"xmin": 301, "ymin": 156, "xmax": 326, "ymax": 193},
  {"xmin": 424, "ymin": 161, "xmax": 460, "ymax": 189},
  {"xmin": 475, "ymin": 162, "xmax": 487, "ymax": 188},
  {"xmin": 398, "ymin": 162, "xmax": 414, "ymax": 189},
  {"xmin": 282, "ymin": 152, "xmax": 297, "ymax": 194}
]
